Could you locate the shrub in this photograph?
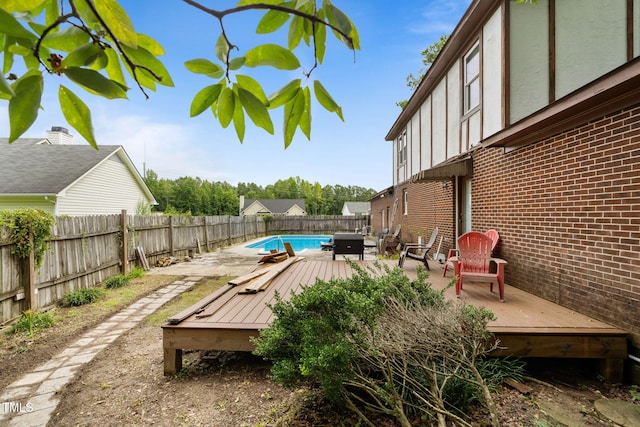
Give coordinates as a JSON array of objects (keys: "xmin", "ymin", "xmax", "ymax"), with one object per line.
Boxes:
[
  {"xmin": 63, "ymin": 287, "xmax": 106, "ymax": 306},
  {"xmin": 253, "ymin": 262, "xmax": 521, "ymax": 427},
  {"xmin": 8, "ymin": 309, "xmax": 57, "ymax": 336},
  {"xmin": 253, "ymin": 262, "xmax": 445, "ymax": 400},
  {"xmin": 127, "ymin": 267, "xmax": 145, "ymax": 279},
  {"xmin": 104, "ymin": 275, "xmax": 130, "ymax": 289}
]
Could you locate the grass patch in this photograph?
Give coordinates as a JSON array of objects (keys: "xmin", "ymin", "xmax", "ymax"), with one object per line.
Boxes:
[
  {"xmin": 145, "ymin": 276, "xmax": 229, "ymax": 327},
  {"xmin": 63, "ymin": 287, "xmax": 106, "ymax": 307},
  {"xmin": 104, "ymin": 275, "xmax": 130, "ymax": 289},
  {"xmin": 7, "ymin": 309, "xmax": 57, "ymax": 336}
]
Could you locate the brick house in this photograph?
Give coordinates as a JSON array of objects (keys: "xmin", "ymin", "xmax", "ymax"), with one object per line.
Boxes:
[{"xmin": 371, "ymin": 0, "xmax": 640, "ymax": 368}]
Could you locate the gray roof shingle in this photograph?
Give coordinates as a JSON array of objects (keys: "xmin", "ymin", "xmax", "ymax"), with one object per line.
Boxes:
[
  {"xmin": 243, "ymin": 198, "xmax": 306, "ymax": 214},
  {"xmin": 0, "ymin": 143, "xmax": 121, "ymax": 194}
]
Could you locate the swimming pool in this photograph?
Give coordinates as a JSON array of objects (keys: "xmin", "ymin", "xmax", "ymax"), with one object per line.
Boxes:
[{"xmin": 246, "ymin": 235, "xmax": 331, "ymax": 253}]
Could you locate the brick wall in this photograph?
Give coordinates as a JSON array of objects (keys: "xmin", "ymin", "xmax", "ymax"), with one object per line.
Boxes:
[
  {"xmin": 371, "ymin": 181, "xmax": 456, "ymax": 260},
  {"xmin": 472, "ymin": 105, "xmax": 640, "ymax": 347}
]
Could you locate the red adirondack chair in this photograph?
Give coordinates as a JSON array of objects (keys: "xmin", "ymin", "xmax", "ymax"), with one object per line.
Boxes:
[
  {"xmin": 443, "ymin": 229, "xmax": 500, "ymax": 277},
  {"xmin": 449, "ymin": 231, "xmax": 507, "ymax": 302}
]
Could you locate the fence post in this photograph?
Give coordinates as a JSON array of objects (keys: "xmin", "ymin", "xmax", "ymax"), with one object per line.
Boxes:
[
  {"xmin": 121, "ymin": 210, "xmax": 129, "ymax": 276},
  {"xmin": 228, "ymin": 216, "xmax": 232, "ymax": 246},
  {"xmin": 22, "ymin": 233, "xmax": 36, "ymax": 311},
  {"xmin": 169, "ymin": 216, "xmax": 175, "ymax": 256},
  {"xmin": 203, "ymin": 216, "xmax": 210, "ymax": 251}
]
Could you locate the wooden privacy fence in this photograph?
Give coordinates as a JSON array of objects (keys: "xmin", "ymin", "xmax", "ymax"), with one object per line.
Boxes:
[{"xmin": 0, "ymin": 212, "xmax": 369, "ymax": 324}]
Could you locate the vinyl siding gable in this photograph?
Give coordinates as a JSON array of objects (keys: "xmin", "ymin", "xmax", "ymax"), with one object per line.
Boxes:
[{"xmin": 56, "ymin": 154, "xmax": 153, "ymax": 215}]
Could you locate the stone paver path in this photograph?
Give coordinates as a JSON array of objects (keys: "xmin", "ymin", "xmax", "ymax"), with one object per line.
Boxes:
[{"xmin": 0, "ymin": 277, "xmax": 202, "ymax": 427}]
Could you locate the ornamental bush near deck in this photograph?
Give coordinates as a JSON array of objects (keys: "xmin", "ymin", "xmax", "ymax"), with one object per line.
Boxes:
[{"xmin": 253, "ymin": 262, "xmax": 522, "ymax": 427}]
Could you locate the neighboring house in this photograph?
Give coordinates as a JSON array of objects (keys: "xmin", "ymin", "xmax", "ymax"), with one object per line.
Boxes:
[
  {"xmin": 372, "ymin": 0, "xmax": 640, "ymax": 360},
  {"xmin": 239, "ymin": 197, "xmax": 306, "ymax": 216},
  {"xmin": 0, "ymin": 127, "xmax": 157, "ymax": 215},
  {"xmin": 341, "ymin": 201, "xmax": 370, "ymax": 216}
]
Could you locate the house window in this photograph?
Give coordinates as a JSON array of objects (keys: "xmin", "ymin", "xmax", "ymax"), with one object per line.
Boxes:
[
  {"xmin": 397, "ymin": 131, "xmax": 407, "ymax": 166},
  {"xmin": 464, "ymin": 44, "xmax": 480, "ymax": 113},
  {"xmin": 403, "ymin": 190, "xmax": 408, "ymax": 215}
]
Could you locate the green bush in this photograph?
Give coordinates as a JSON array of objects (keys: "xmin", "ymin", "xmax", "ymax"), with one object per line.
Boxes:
[
  {"xmin": 253, "ymin": 262, "xmax": 522, "ymax": 427},
  {"xmin": 104, "ymin": 274, "xmax": 130, "ymax": 289},
  {"xmin": 253, "ymin": 262, "xmax": 445, "ymax": 400},
  {"xmin": 8, "ymin": 309, "xmax": 57, "ymax": 335},
  {"xmin": 63, "ymin": 287, "xmax": 106, "ymax": 306},
  {"xmin": 127, "ymin": 267, "xmax": 144, "ymax": 279}
]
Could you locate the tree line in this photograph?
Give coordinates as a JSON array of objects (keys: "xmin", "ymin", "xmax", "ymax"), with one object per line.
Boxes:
[{"xmin": 144, "ymin": 171, "xmax": 376, "ymax": 216}]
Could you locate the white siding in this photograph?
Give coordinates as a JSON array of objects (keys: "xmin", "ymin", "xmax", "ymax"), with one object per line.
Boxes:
[
  {"xmin": 242, "ymin": 202, "xmax": 267, "ymax": 216},
  {"xmin": 286, "ymin": 205, "xmax": 306, "ymax": 215},
  {"xmin": 482, "ymin": 8, "xmax": 503, "ymax": 138},
  {"xmin": 419, "ymin": 100, "xmax": 432, "ymax": 169},
  {"xmin": 446, "ymin": 67, "xmax": 461, "ymax": 158},
  {"xmin": 510, "ymin": 0, "xmax": 549, "ymax": 124},
  {"xmin": 410, "ymin": 112, "xmax": 421, "ymax": 176},
  {"xmin": 56, "ymin": 155, "xmax": 151, "ymax": 215},
  {"xmin": 392, "ymin": 137, "xmax": 398, "ymax": 186},
  {"xmin": 556, "ymin": 0, "xmax": 626, "ymax": 98},
  {"xmin": 635, "ymin": 0, "xmax": 640, "ymax": 57},
  {"xmin": 432, "ymin": 80, "xmax": 447, "ymax": 165}
]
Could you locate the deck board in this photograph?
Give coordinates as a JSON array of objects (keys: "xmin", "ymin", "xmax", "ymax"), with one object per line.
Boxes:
[{"xmin": 163, "ymin": 258, "xmax": 628, "ymax": 380}]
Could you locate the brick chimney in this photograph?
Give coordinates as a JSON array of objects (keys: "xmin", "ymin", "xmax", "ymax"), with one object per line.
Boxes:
[{"xmin": 46, "ymin": 126, "xmax": 73, "ymax": 145}]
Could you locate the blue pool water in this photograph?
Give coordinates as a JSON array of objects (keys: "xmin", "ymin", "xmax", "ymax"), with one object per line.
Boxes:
[{"xmin": 246, "ymin": 235, "xmax": 331, "ymax": 253}]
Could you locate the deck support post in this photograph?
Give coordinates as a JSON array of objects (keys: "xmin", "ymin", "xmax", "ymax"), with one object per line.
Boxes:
[
  {"xmin": 597, "ymin": 358, "xmax": 624, "ymax": 384},
  {"xmin": 163, "ymin": 347, "xmax": 182, "ymax": 376}
]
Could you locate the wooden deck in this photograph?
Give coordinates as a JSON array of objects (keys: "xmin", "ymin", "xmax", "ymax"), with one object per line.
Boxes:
[{"xmin": 162, "ymin": 257, "xmax": 628, "ymax": 381}]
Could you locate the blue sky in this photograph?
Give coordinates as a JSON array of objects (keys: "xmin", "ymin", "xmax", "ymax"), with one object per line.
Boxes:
[{"xmin": 6, "ymin": 0, "xmax": 472, "ymax": 191}]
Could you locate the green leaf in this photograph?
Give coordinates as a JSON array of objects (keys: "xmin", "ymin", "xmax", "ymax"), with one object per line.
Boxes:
[
  {"xmin": 217, "ymin": 87, "xmax": 235, "ymax": 128},
  {"xmin": 64, "ymin": 67, "xmax": 128, "ymax": 99},
  {"xmin": 137, "ymin": 33, "xmax": 164, "ymax": 56},
  {"xmin": 121, "ymin": 45, "xmax": 174, "ymax": 87},
  {"xmin": 44, "ymin": 0, "xmax": 59, "ymax": 27},
  {"xmin": 41, "ymin": 26, "xmax": 89, "ymax": 52},
  {"xmin": 314, "ymin": 18, "xmax": 327, "ymax": 64},
  {"xmin": 268, "ymin": 79, "xmax": 301, "ymax": 109},
  {"xmin": 104, "ymin": 48, "xmax": 126, "ymax": 86},
  {"xmin": 283, "ymin": 88, "xmax": 305, "ymax": 148},
  {"xmin": 237, "ymin": 87, "xmax": 274, "ymax": 134},
  {"xmin": 299, "ymin": 86, "xmax": 311, "ymax": 139},
  {"xmin": 244, "ymin": 44, "xmax": 300, "ymax": 70},
  {"xmin": 0, "ymin": 8, "xmax": 36, "ymax": 40},
  {"xmin": 0, "ymin": 73, "xmax": 15, "ymax": 97},
  {"xmin": 62, "ymin": 43, "xmax": 104, "ymax": 68},
  {"xmin": 233, "ymin": 92, "xmax": 245, "ymax": 142},
  {"xmin": 325, "ymin": 4, "xmax": 360, "ymax": 50},
  {"xmin": 8, "ymin": 73, "xmax": 43, "ymax": 142},
  {"xmin": 235, "ymin": 74, "xmax": 268, "ymax": 105},
  {"xmin": 257, "ymin": 9, "xmax": 290, "ymax": 34},
  {"xmin": 2, "ymin": 0, "xmax": 46, "ymax": 13},
  {"xmin": 190, "ymin": 84, "xmax": 223, "ymax": 117},
  {"xmin": 94, "ymin": 0, "xmax": 137, "ymax": 48},
  {"xmin": 313, "ymin": 80, "xmax": 343, "ymax": 120},
  {"xmin": 58, "ymin": 85, "xmax": 97, "ymax": 149},
  {"xmin": 184, "ymin": 59, "xmax": 224, "ymax": 79},
  {"xmin": 229, "ymin": 56, "xmax": 246, "ymax": 70},
  {"xmin": 215, "ymin": 33, "xmax": 229, "ymax": 63},
  {"xmin": 287, "ymin": 16, "xmax": 304, "ymax": 51}
]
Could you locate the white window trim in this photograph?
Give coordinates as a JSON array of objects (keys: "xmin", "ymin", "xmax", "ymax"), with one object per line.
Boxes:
[
  {"xmin": 403, "ymin": 190, "xmax": 408, "ymax": 216},
  {"xmin": 464, "ymin": 43, "xmax": 480, "ymax": 113}
]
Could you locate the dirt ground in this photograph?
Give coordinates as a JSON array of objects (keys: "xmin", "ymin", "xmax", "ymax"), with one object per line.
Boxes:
[{"xmin": 1, "ymin": 273, "xmax": 638, "ymax": 427}]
